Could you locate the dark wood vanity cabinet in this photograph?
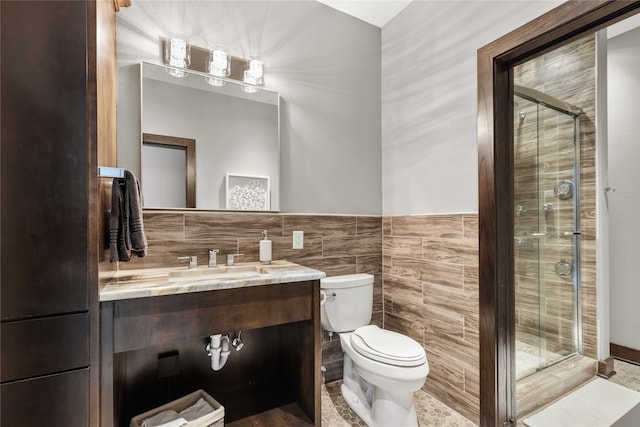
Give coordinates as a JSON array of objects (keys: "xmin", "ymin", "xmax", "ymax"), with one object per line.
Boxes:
[
  {"xmin": 1, "ymin": 1, "xmax": 115, "ymax": 425},
  {"xmin": 101, "ymin": 280, "xmax": 321, "ymax": 426}
]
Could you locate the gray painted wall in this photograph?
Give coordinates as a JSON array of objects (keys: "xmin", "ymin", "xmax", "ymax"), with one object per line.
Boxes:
[
  {"xmin": 116, "ymin": 0, "xmax": 381, "ymax": 214},
  {"xmin": 381, "ymin": 0, "xmax": 563, "ymax": 215},
  {"xmin": 608, "ymin": 26, "xmax": 640, "ymax": 351},
  {"xmin": 117, "ymin": 1, "xmax": 571, "ymax": 217}
]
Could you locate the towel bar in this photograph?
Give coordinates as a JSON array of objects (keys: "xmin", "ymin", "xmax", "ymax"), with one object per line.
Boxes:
[{"xmin": 98, "ymin": 166, "xmax": 125, "ymax": 178}]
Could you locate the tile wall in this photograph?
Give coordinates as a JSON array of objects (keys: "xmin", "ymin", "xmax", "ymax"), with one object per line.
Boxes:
[{"xmin": 383, "ymin": 214, "xmax": 480, "ymax": 422}]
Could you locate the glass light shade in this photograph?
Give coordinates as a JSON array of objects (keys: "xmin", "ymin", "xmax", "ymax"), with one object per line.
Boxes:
[
  {"xmin": 165, "ymin": 35, "xmax": 191, "ymax": 78},
  {"xmin": 206, "ymin": 45, "xmax": 230, "ymax": 87},
  {"xmin": 242, "ymin": 55, "xmax": 264, "ymax": 93}
]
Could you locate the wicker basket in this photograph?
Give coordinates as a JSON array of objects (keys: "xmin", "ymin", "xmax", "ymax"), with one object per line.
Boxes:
[{"xmin": 129, "ymin": 389, "xmax": 224, "ymax": 427}]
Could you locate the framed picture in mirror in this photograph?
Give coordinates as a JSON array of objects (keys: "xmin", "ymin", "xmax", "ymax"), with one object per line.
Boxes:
[{"xmin": 225, "ymin": 173, "xmax": 270, "ymax": 211}]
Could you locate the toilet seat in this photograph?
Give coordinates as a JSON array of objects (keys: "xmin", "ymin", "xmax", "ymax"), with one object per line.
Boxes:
[{"xmin": 351, "ymin": 325, "xmax": 426, "ymax": 367}]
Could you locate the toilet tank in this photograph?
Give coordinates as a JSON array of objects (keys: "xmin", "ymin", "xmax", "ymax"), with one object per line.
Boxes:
[{"xmin": 320, "ymin": 273, "xmax": 373, "ymax": 333}]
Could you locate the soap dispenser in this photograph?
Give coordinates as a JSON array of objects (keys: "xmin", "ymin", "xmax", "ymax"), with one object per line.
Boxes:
[{"xmin": 259, "ymin": 230, "xmax": 272, "ymax": 265}]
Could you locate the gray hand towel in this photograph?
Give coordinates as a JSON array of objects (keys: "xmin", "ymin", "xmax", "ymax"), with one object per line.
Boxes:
[
  {"xmin": 109, "ymin": 179, "xmax": 130, "ymax": 262},
  {"xmin": 109, "ymin": 170, "xmax": 147, "ymax": 262},
  {"xmin": 124, "ymin": 170, "xmax": 148, "ymax": 257}
]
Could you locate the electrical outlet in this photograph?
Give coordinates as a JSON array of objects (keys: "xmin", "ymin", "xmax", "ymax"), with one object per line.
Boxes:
[{"xmin": 292, "ymin": 230, "xmax": 304, "ymax": 249}]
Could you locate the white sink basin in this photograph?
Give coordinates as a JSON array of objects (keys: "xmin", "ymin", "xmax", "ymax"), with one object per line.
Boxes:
[
  {"xmin": 166, "ymin": 261, "xmax": 301, "ymax": 282},
  {"xmin": 168, "ymin": 265, "xmax": 261, "ymax": 282}
]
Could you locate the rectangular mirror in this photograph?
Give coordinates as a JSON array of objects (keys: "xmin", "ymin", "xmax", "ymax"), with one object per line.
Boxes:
[{"xmin": 139, "ymin": 61, "xmax": 280, "ymax": 211}]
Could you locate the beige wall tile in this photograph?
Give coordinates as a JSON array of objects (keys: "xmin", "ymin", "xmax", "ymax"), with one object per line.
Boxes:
[
  {"xmin": 383, "ymin": 236, "xmax": 422, "ymax": 258},
  {"xmin": 383, "ymin": 274, "xmax": 423, "ymax": 302},
  {"xmin": 426, "ymin": 332, "xmax": 477, "ymax": 372},
  {"xmin": 390, "ymin": 215, "xmax": 463, "ymax": 239},
  {"xmin": 184, "ymin": 212, "xmax": 282, "ymax": 239},
  {"xmin": 390, "ymin": 257, "xmax": 464, "ymax": 289},
  {"xmin": 423, "ymin": 282, "xmax": 476, "ymax": 315},
  {"xmin": 385, "ymin": 311, "xmax": 425, "ymax": 345},
  {"xmin": 464, "ymin": 314, "xmax": 479, "ymax": 347},
  {"xmin": 424, "ymin": 238, "xmax": 478, "ymax": 266},
  {"xmin": 357, "ymin": 216, "xmax": 382, "ymax": 236},
  {"xmin": 282, "ymin": 215, "xmax": 356, "ymax": 236},
  {"xmin": 356, "ymin": 254, "xmax": 383, "ymax": 275},
  {"xmin": 300, "ymin": 256, "xmax": 357, "ymax": 276},
  {"xmin": 423, "ymin": 305, "xmax": 465, "ymax": 341},
  {"xmin": 382, "ymin": 216, "xmax": 392, "ymax": 236},
  {"xmin": 143, "ymin": 211, "xmax": 184, "ymax": 241},
  {"xmin": 464, "ymin": 367, "xmax": 480, "ymax": 399},
  {"xmin": 425, "ymin": 349, "xmax": 466, "ymax": 390},
  {"xmin": 463, "ymin": 215, "xmax": 478, "ymax": 240},
  {"xmin": 389, "ymin": 296, "xmax": 430, "ymax": 333},
  {"xmin": 322, "ymin": 235, "xmax": 382, "ymax": 257},
  {"xmin": 464, "ymin": 266, "xmax": 479, "ymax": 291}
]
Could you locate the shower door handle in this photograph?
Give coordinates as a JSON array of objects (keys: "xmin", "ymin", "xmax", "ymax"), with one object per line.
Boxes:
[{"xmin": 514, "ymin": 232, "xmax": 546, "ymax": 239}]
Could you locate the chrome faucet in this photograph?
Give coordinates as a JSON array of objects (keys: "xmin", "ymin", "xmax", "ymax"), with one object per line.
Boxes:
[
  {"xmin": 177, "ymin": 255, "xmax": 198, "ymax": 269},
  {"xmin": 208, "ymin": 249, "xmax": 220, "ymax": 268},
  {"xmin": 225, "ymin": 253, "xmax": 243, "ymax": 266}
]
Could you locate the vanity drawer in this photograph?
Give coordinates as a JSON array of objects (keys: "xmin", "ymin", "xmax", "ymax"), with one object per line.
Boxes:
[
  {"xmin": 1, "ymin": 312, "xmax": 89, "ymax": 382},
  {"xmin": 1, "ymin": 368, "xmax": 89, "ymax": 426}
]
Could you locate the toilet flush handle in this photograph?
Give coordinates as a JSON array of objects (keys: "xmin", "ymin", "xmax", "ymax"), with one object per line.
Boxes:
[{"xmin": 319, "ymin": 290, "xmax": 336, "ymax": 306}]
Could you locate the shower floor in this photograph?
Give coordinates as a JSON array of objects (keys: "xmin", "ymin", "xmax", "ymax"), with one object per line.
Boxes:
[{"xmin": 516, "ymin": 340, "xmax": 568, "ymax": 380}]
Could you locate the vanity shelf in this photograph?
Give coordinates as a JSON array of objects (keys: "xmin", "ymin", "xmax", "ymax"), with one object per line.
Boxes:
[{"xmin": 100, "ymin": 264, "xmax": 323, "ymax": 426}]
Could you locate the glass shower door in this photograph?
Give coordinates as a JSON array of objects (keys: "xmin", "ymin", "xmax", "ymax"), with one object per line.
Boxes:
[{"xmin": 513, "ymin": 91, "xmax": 581, "ymax": 380}]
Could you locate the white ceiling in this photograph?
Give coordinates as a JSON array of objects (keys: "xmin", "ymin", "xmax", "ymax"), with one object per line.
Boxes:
[
  {"xmin": 316, "ymin": 0, "xmax": 413, "ymax": 28},
  {"xmin": 318, "ymin": 1, "xmax": 640, "ymax": 34}
]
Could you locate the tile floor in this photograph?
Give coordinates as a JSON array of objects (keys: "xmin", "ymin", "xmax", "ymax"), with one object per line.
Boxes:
[
  {"xmin": 321, "ymin": 359, "xmax": 640, "ymax": 426},
  {"xmin": 609, "ymin": 359, "xmax": 640, "ymax": 393},
  {"xmin": 321, "ymin": 380, "xmax": 476, "ymax": 427}
]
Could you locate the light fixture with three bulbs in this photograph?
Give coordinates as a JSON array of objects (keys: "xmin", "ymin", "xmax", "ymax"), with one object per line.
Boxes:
[{"xmin": 164, "ymin": 35, "xmax": 265, "ymax": 93}]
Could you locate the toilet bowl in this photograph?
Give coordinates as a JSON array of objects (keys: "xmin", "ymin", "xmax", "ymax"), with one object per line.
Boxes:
[{"xmin": 321, "ymin": 274, "xmax": 429, "ymax": 427}]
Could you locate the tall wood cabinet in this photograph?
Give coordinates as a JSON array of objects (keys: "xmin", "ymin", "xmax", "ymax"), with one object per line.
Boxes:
[{"xmin": 0, "ymin": 1, "xmax": 116, "ymax": 425}]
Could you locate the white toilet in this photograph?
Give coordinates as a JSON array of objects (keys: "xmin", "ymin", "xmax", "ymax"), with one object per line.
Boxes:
[{"xmin": 320, "ymin": 273, "xmax": 429, "ymax": 427}]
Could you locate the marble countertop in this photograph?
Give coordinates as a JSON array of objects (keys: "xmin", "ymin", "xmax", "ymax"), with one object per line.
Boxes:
[{"xmin": 100, "ymin": 260, "xmax": 326, "ymax": 302}]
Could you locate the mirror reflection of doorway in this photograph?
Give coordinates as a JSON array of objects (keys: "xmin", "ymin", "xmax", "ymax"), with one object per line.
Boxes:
[{"xmin": 141, "ymin": 133, "xmax": 196, "ymax": 208}]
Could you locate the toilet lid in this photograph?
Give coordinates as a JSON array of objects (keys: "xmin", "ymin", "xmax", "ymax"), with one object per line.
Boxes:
[{"xmin": 351, "ymin": 325, "xmax": 426, "ymax": 367}]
